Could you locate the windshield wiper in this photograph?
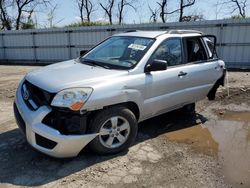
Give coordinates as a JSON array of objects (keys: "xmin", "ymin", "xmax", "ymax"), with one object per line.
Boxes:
[{"xmin": 81, "ymin": 59, "xmax": 110, "ymax": 69}]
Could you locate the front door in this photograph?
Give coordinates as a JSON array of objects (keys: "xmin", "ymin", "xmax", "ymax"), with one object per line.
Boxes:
[{"xmin": 142, "ymin": 37, "xmax": 191, "ymax": 118}]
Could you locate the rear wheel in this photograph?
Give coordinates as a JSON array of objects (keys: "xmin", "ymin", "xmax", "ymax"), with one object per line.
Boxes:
[
  {"xmin": 88, "ymin": 106, "xmax": 138, "ymax": 155},
  {"xmin": 180, "ymin": 103, "xmax": 195, "ymax": 115}
]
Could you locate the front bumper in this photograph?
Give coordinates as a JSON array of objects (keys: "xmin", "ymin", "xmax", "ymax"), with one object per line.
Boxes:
[{"xmin": 14, "ymin": 80, "xmax": 97, "ymax": 158}]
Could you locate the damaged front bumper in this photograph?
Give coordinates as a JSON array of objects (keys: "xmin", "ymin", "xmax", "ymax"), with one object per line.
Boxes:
[{"xmin": 14, "ymin": 80, "xmax": 98, "ymax": 158}]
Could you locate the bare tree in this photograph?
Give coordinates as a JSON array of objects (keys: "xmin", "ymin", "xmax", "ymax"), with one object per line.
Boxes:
[
  {"xmin": 47, "ymin": 4, "xmax": 57, "ymax": 27},
  {"xmin": 15, "ymin": 0, "xmax": 50, "ymax": 30},
  {"xmin": 21, "ymin": 9, "xmax": 36, "ymax": 29},
  {"xmin": 182, "ymin": 13, "xmax": 204, "ymax": 21},
  {"xmin": 0, "ymin": 0, "xmax": 12, "ymax": 30},
  {"xmin": 156, "ymin": 0, "xmax": 181, "ymax": 23},
  {"xmin": 229, "ymin": 0, "xmax": 247, "ymax": 18},
  {"xmin": 117, "ymin": 0, "xmax": 136, "ymax": 25},
  {"xmin": 46, "ymin": 4, "xmax": 63, "ymax": 28},
  {"xmin": 179, "ymin": 0, "xmax": 196, "ymax": 22},
  {"xmin": 148, "ymin": 5, "xmax": 158, "ymax": 23},
  {"xmin": 214, "ymin": 0, "xmax": 223, "ymax": 19},
  {"xmin": 157, "ymin": 0, "xmax": 167, "ymax": 23},
  {"xmin": 77, "ymin": 0, "xmax": 94, "ymax": 23},
  {"xmin": 100, "ymin": 0, "xmax": 115, "ymax": 24}
]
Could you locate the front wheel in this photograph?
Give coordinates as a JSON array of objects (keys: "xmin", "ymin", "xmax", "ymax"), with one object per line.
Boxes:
[{"xmin": 88, "ymin": 106, "xmax": 138, "ymax": 155}]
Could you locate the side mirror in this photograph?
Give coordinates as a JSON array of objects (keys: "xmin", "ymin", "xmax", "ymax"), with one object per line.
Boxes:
[
  {"xmin": 145, "ymin": 59, "xmax": 167, "ymax": 73},
  {"xmin": 80, "ymin": 50, "xmax": 89, "ymax": 56}
]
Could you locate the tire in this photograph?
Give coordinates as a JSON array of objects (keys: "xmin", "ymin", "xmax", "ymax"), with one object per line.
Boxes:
[
  {"xmin": 207, "ymin": 83, "xmax": 219, "ymax": 100},
  {"xmin": 88, "ymin": 106, "xmax": 138, "ymax": 155},
  {"xmin": 207, "ymin": 74, "xmax": 225, "ymax": 101},
  {"xmin": 180, "ymin": 103, "xmax": 196, "ymax": 115}
]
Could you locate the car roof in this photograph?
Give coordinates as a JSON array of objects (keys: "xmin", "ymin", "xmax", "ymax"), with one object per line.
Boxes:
[
  {"xmin": 114, "ymin": 31, "xmax": 166, "ymax": 38},
  {"xmin": 113, "ymin": 30, "xmax": 202, "ymax": 39}
]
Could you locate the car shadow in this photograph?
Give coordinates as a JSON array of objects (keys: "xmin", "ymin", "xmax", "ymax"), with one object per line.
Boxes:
[
  {"xmin": 0, "ymin": 110, "xmax": 207, "ymax": 186},
  {"xmin": 136, "ymin": 110, "xmax": 207, "ymax": 143}
]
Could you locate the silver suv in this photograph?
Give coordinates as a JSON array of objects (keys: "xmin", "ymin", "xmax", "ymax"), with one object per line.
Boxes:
[{"xmin": 14, "ymin": 30, "xmax": 226, "ymax": 158}]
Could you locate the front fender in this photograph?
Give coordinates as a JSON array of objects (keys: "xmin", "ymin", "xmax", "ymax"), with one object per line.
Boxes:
[{"xmin": 83, "ymin": 89, "xmax": 144, "ymax": 114}]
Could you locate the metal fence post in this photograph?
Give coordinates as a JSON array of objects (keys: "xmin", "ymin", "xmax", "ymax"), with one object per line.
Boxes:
[
  {"xmin": 67, "ymin": 30, "xmax": 73, "ymax": 59},
  {"xmin": 32, "ymin": 32, "xmax": 37, "ymax": 62},
  {"xmin": 218, "ymin": 23, "xmax": 224, "ymax": 57},
  {"xmin": 1, "ymin": 34, "xmax": 6, "ymax": 61},
  {"xmin": 107, "ymin": 28, "xmax": 116, "ymax": 36}
]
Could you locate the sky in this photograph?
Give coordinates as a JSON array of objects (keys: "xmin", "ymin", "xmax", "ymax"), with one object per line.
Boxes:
[{"xmin": 34, "ymin": 0, "xmax": 250, "ymax": 28}]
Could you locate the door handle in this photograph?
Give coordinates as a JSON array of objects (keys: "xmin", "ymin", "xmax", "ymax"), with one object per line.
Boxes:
[{"xmin": 178, "ymin": 71, "xmax": 187, "ymax": 77}]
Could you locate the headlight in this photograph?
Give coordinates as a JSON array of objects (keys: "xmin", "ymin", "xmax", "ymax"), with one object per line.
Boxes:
[{"xmin": 51, "ymin": 88, "xmax": 93, "ymax": 111}]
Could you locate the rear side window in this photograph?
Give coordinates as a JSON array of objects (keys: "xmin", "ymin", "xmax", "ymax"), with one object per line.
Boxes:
[
  {"xmin": 185, "ymin": 38, "xmax": 207, "ymax": 63},
  {"xmin": 203, "ymin": 37, "xmax": 218, "ymax": 59},
  {"xmin": 150, "ymin": 38, "xmax": 182, "ymax": 67}
]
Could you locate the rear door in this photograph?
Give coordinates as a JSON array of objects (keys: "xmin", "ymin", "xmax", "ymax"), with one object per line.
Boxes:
[{"xmin": 178, "ymin": 36, "xmax": 222, "ymax": 104}]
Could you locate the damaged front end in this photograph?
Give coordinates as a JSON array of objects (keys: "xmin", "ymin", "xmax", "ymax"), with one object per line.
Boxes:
[
  {"xmin": 14, "ymin": 79, "xmax": 98, "ymax": 157},
  {"xmin": 42, "ymin": 107, "xmax": 89, "ymax": 135}
]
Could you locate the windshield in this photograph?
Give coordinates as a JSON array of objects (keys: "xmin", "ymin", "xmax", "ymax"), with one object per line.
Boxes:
[{"xmin": 80, "ymin": 36, "xmax": 155, "ymax": 70}]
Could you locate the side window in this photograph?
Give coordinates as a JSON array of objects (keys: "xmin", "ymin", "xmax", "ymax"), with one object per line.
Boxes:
[
  {"xmin": 151, "ymin": 38, "xmax": 182, "ymax": 67},
  {"xmin": 185, "ymin": 38, "xmax": 207, "ymax": 63}
]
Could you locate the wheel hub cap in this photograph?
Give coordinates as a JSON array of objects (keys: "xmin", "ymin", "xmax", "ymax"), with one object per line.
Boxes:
[{"xmin": 99, "ymin": 116, "xmax": 130, "ymax": 149}]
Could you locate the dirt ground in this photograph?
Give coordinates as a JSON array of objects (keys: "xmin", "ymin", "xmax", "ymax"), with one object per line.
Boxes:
[{"xmin": 0, "ymin": 65, "xmax": 249, "ymax": 188}]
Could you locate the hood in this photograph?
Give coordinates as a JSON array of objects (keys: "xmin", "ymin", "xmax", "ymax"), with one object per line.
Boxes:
[{"xmin": 25, "ymin": 60, "xmax": 127, "ymax": 93}]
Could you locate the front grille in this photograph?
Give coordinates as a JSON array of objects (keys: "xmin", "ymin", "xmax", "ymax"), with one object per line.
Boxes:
[
  {"xmin": 13, "ymin": 102, "xmax": 26, "ymax": 135},
  {"xmin": 35, "ymin": 134, "xmax": 57, "ymax": 149},
  {"xmin": 22, "ymin": 80, "xmax": 54, "ymax": 111}
]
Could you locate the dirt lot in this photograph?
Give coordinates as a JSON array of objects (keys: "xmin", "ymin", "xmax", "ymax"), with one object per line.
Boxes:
[{"xmin": 0, "ymin": 65, "xmax": 249, "ymax": 188}]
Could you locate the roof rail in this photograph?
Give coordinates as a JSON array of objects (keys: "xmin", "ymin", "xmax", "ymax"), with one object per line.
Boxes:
[
  {"xmin": 167, "ymin": 30, "xmax": 203, "ymax": 34},
  {"xmin": 125, "ymin": 29, "xmax": 140, "ymax": 33}
]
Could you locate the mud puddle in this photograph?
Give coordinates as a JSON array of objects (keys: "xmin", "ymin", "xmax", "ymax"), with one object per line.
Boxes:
[{"xmin": 164, "ymin": 111, "xmax": 250, "ymax": 188}]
